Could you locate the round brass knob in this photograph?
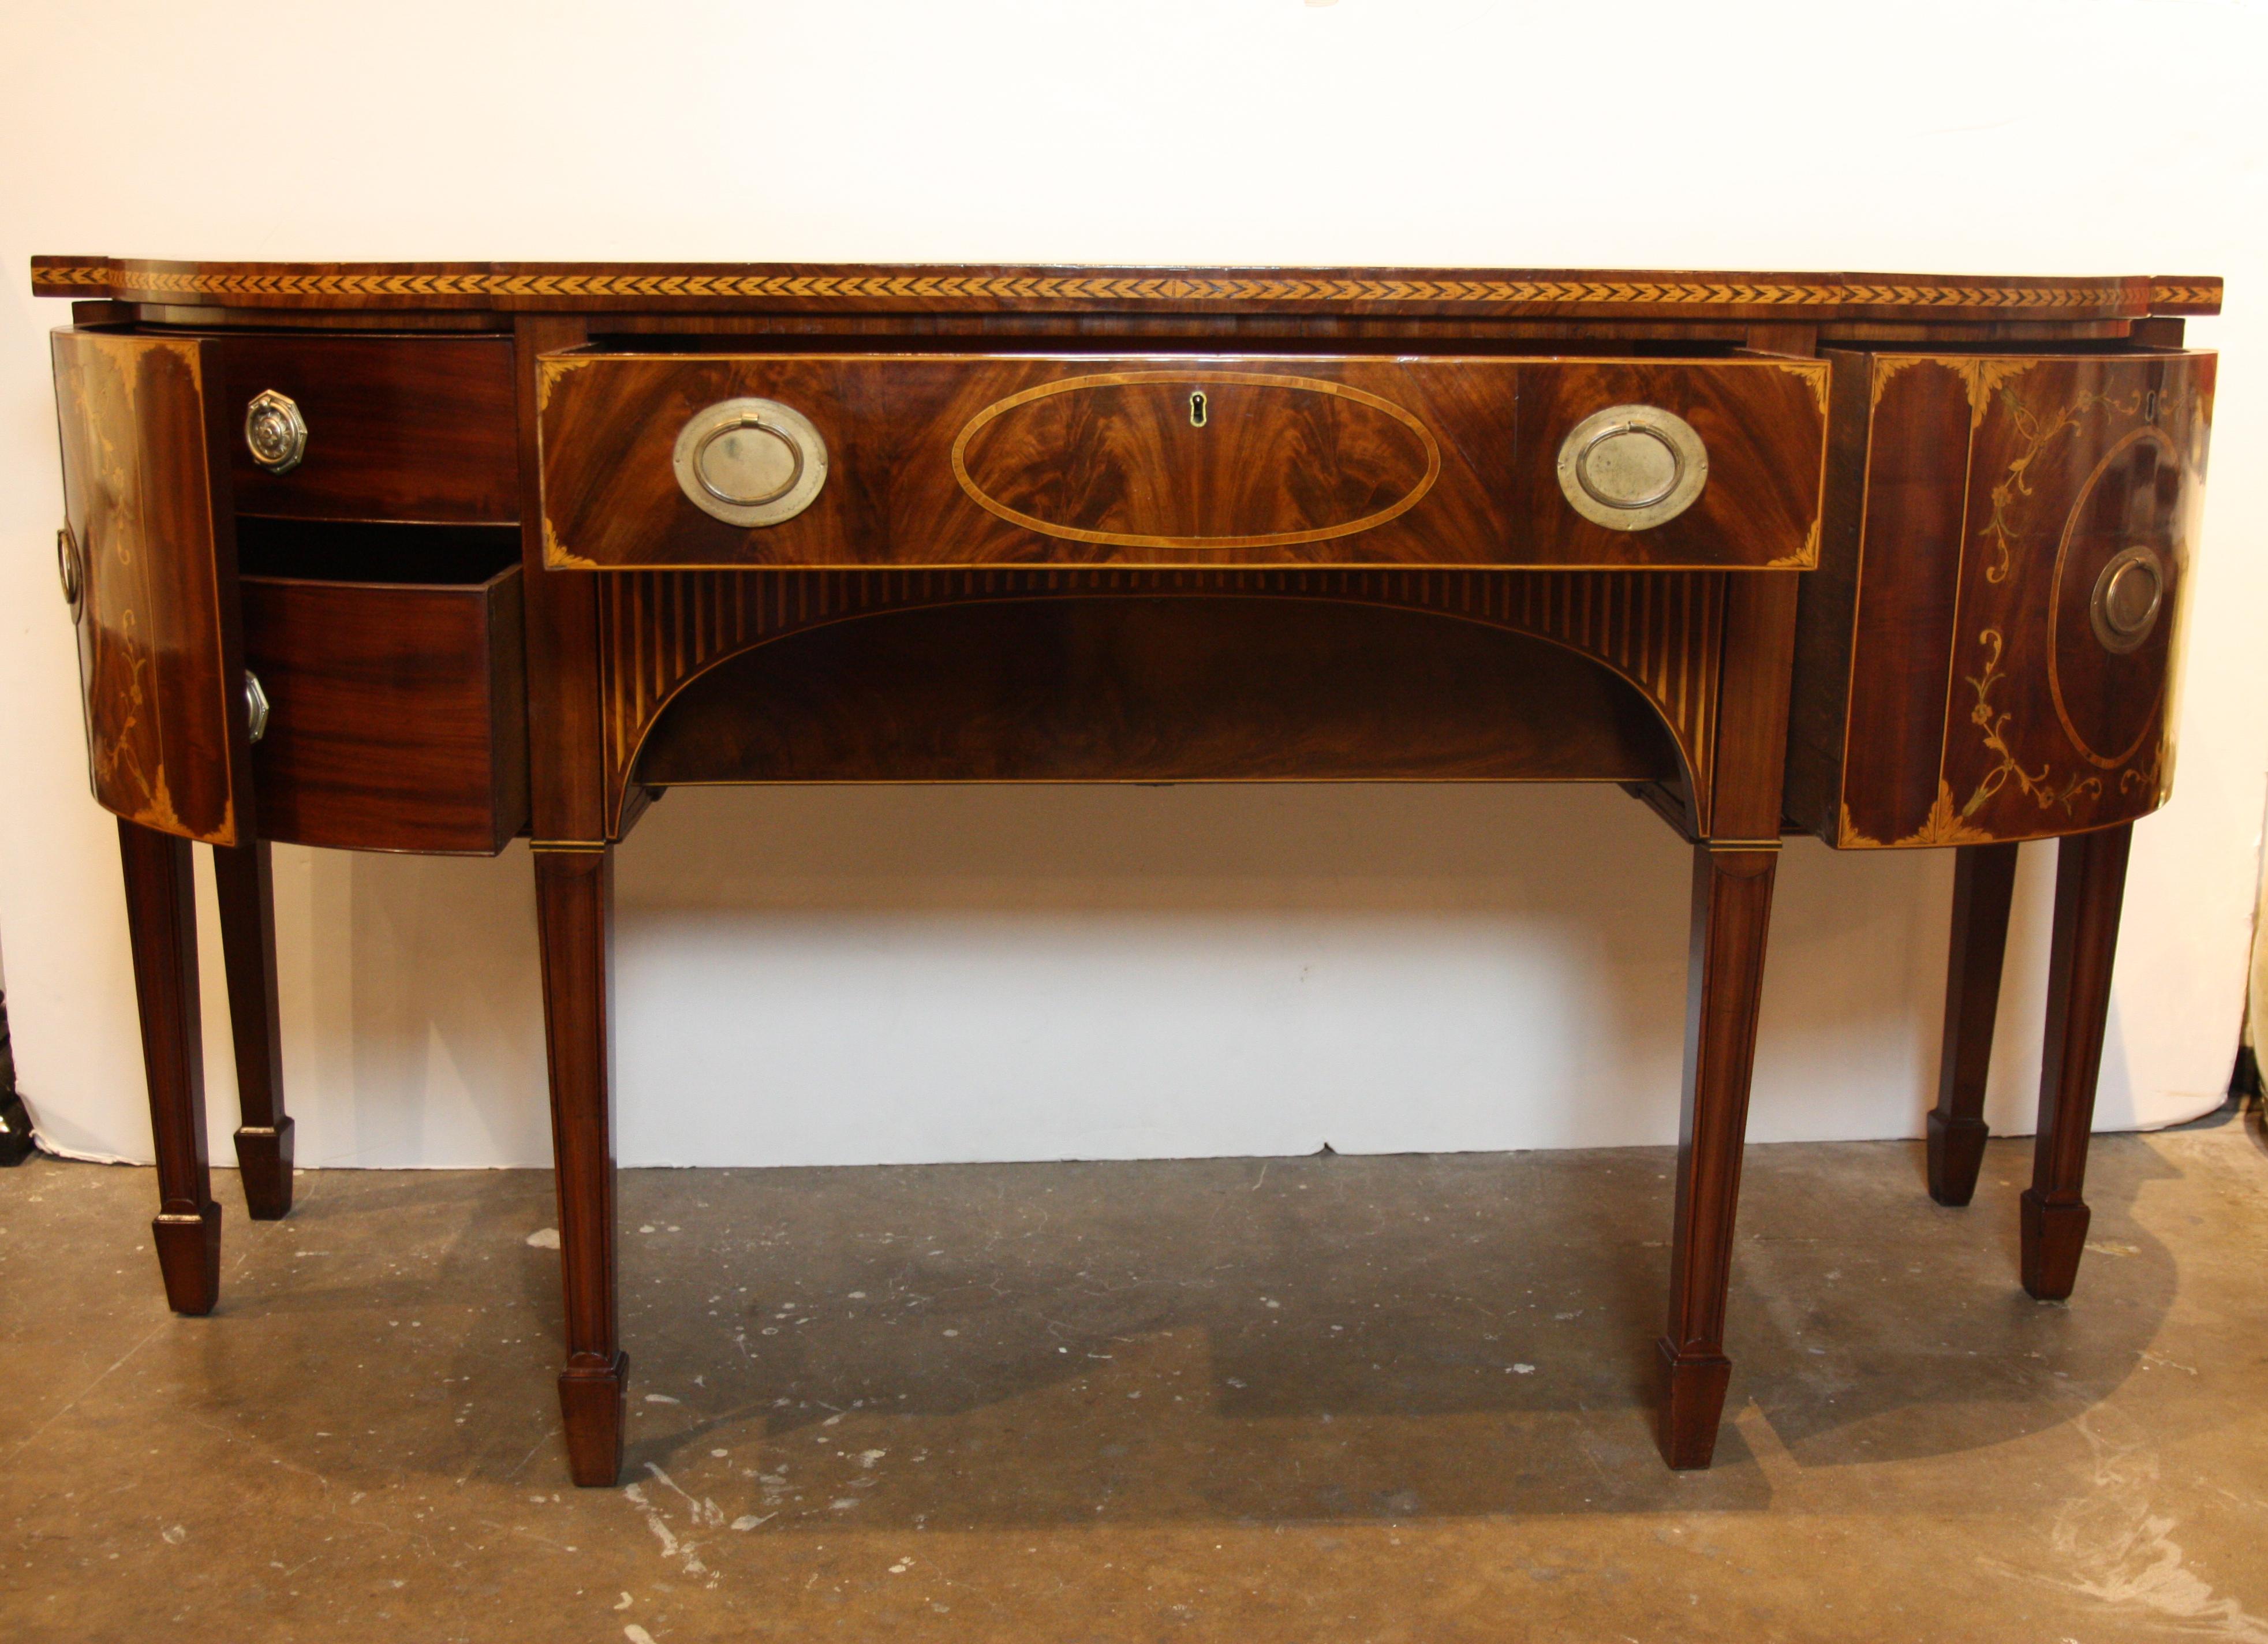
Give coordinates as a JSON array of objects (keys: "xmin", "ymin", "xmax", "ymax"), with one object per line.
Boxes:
[
  {"xmin": 244, "ymin": 670, "xmax": 271, "ymax": 745},
  {"xmin": 2090, "ymin": 544, "xmax": 2165, "ymax": 654},
  {"xmin": 1555, "ymin": 404, "xmax": 1709, "ymax": 532},
  {"xmin": 672, "ymin": 398, "xmax": 828, "ymax": 527},
  {"xmin": 57, "ymin": 525, "xmax": 83, "ymax": 611},
  {"xmin": 244, "ymin": 390, "xmax": 308, "ymax": 474}
]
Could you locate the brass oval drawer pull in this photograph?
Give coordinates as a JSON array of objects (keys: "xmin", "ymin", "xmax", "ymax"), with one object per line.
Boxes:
[
  {"xmin": 2090, "ymin": 544, "xmax": 2165, "ymax": 653},
  {"xmin": 244, "ymin": 389, "xmax": 308, "ymax": 474},
  {"xmin": 672, "ymin": 398, "xmax": 828, "ymax": 527},
  {"xmin": 1556, "ymin": 404, "xmax": 1708, "ymax": 532}
]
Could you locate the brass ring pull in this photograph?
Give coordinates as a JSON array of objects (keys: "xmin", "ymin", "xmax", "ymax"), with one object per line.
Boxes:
[
  {"xmin": 56, "ymin": 524, "xmax": 83, "ymax": 611},
  {"xmin": 244, "ymin": 670, "xmax": 271, "ymax": 745},
  {"xmin": 671, "ymin": 398, "xmax": 829, "ymax": 527},
  {"xmin": 2090, "ymin": 544, "xmax": 2165, "ymax": 654},
  {"xmin": 244, "ymin": 389, "xmax": 308, "ymax": 474},
  {"xmin": 1555, "ymin": 403, "xmax": 1709, "ymax": 532},
  {"xmin": 692, "ymin": 417, "xmax": 804, "ymax": 506}
]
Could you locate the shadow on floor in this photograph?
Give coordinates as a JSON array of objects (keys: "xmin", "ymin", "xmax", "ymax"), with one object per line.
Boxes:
[{"xmin": 32, "ymin": 1133, "xmax": 2188, "ymax": 1531}]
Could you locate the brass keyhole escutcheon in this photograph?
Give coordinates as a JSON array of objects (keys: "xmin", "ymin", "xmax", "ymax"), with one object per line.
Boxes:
[{"xmin": 1189, "ymin": 390, "xmax": 1208, "ymax": 428}]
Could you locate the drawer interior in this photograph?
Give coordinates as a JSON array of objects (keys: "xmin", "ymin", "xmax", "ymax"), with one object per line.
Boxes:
[{"xmin": 236, "ymin": 517, "xmax": 520, "ymax": 584}]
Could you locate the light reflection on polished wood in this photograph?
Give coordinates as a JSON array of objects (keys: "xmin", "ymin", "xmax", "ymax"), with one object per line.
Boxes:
[{"xmin": 51, "ymin": 330, "xmax": 247, "ymax": 845}]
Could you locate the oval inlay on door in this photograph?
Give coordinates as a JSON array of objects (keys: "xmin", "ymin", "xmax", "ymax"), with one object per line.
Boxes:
[
  {"xmin": 2046, "ymin": 425, "xmax": 2183, "ymax": 769},
  {"xmin": 951, "ymin": 372, "xmax": 1441, "ymax": 550}
]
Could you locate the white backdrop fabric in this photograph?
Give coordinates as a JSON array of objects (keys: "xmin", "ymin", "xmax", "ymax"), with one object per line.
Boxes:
[{"xmin": 1, "ymin": 0, "xmax": 2261, "ymax": 1169}]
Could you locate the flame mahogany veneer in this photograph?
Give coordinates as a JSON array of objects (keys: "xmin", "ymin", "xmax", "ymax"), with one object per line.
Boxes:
[{"xmin": 34, "ymin": 256, "xmax": 2220, "ymax": 1486}]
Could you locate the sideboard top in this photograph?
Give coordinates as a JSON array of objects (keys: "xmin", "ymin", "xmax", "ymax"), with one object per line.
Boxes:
[{"xmin": 29, "ymin": 256, "xmax": 2221, "ymax": 323}]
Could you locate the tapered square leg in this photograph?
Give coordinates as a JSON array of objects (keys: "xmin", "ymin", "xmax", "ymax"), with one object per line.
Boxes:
[
  {"xmin": 1927, "ymin": 842, "xmax": 2019, "ymax": 1206},
  {"xmin": 1656, "ymin": 1339, "xmax": 1732, "ymax": 1466},
  {"xmin": 2021, "ymin": 1193, "xmax": 2092, "ymax": 1300},
  {"xmin": 153, "ymin": 1205, "xmax": 223, "ymax": 1316},
  {"xmin": 214, "ymin": 839, "xmax": 294, "ymax": 1219},
  {"xmin": 2022, "ymin": 824, "xmax": 2131, "ymax": 1302},
  {"xmin": 118, "ymin": 819, "xmax": 223, "ymax": 1316},
  {"xmin": 559, "ymin": 1353, "xmax": 630, "ymax": 1487},
  {"xmin": 535, "ymin": 843, "xmax": 626, "ymax": 1486},
  {"xmin": 1926, "ymin": 1112, "xmax": 1991, "ymax": 1207},
  {"xmin": 1656, "ymin": 844, "xmax": 1779, "ymax": 1470}
]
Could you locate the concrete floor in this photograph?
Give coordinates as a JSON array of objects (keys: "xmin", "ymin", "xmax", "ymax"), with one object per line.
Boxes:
[{"xmin": 2, "ymin": 1120, "xmax": 2265, "ymax": 1643}]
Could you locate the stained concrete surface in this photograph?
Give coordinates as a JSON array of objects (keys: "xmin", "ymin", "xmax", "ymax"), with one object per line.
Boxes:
[{"xmin": 2, "ymin": 1118, "xmax": 2265, "ymax": 1643}]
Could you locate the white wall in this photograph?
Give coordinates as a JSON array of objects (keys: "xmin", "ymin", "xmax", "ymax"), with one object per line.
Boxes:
[{"xmin": 2, "ymin": 0, "xmax": 2262, "ymax": 1169}]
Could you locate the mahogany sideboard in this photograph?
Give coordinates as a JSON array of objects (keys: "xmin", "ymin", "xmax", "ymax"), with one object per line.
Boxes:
[{"xmin": 32, "ymin": 256, "xmax": 2219, "ymax": 1486}]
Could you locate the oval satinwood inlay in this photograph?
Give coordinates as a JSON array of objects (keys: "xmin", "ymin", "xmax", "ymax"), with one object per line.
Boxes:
[
  {"xmin": 951, "ymin": 371, "xmax": 1441, "ymax": 551},
  {"xmin": 2046, "ymin": 425, "xmax": 2182, "ymax": 769}
]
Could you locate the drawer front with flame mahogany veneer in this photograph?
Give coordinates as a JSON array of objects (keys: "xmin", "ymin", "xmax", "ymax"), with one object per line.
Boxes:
[
  {"xmin": 220, "ymin": 335, "xmax": 519, "ymax": 525},
  {"xmin": 537, "ymin": 353, "xmax": 1828, "ymax": 571},
  {"xmin": 237, "ymin": 532, "xmax": 529, "ymax": 855},
  {"xmin": 30, "ymin": 253, "xmax": 2222, "ymax": 1495}
]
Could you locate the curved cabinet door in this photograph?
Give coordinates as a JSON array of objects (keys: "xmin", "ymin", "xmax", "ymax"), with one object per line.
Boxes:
[
  {"xmin": 1787, "ymin": 349, "xmax": 2213, "ymax": 849},
  {"xmin": 52, "ymin": 330, "xmax": 249, "ymax": 845},
  {"xmin": 1938, "ymin": 355, "xmax": 2209, "ymax": 842}
]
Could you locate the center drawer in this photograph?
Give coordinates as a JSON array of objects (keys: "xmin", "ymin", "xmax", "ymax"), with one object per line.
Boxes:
[{"xmin": 537, "ymin": 353, "xmax": 1827, "ymax": 571}]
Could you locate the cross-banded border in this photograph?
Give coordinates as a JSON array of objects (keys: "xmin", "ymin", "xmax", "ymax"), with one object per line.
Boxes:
[{"xmin": 28, "ymin": 257, "xmax": 2222, "ymax": 319}]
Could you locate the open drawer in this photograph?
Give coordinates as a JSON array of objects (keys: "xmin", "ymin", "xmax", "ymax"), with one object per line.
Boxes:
[{"xmin": 238, "ymin": 523, "xmax": 529, "ymax": 854}]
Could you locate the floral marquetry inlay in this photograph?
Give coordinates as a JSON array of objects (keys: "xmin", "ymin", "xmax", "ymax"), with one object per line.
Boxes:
[{"xmin": 1957, "ymin": 628, "xmax": 2103, "ymax": 821}]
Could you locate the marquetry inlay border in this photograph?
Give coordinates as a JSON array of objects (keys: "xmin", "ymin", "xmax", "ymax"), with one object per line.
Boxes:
[
  {"xmin": 596, "ymin": 569, "xmax": 1724, "ymax": 836},
  {"xmin": 27, "ymin": 258, "xmax": 2224, "ymax": 319}
]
